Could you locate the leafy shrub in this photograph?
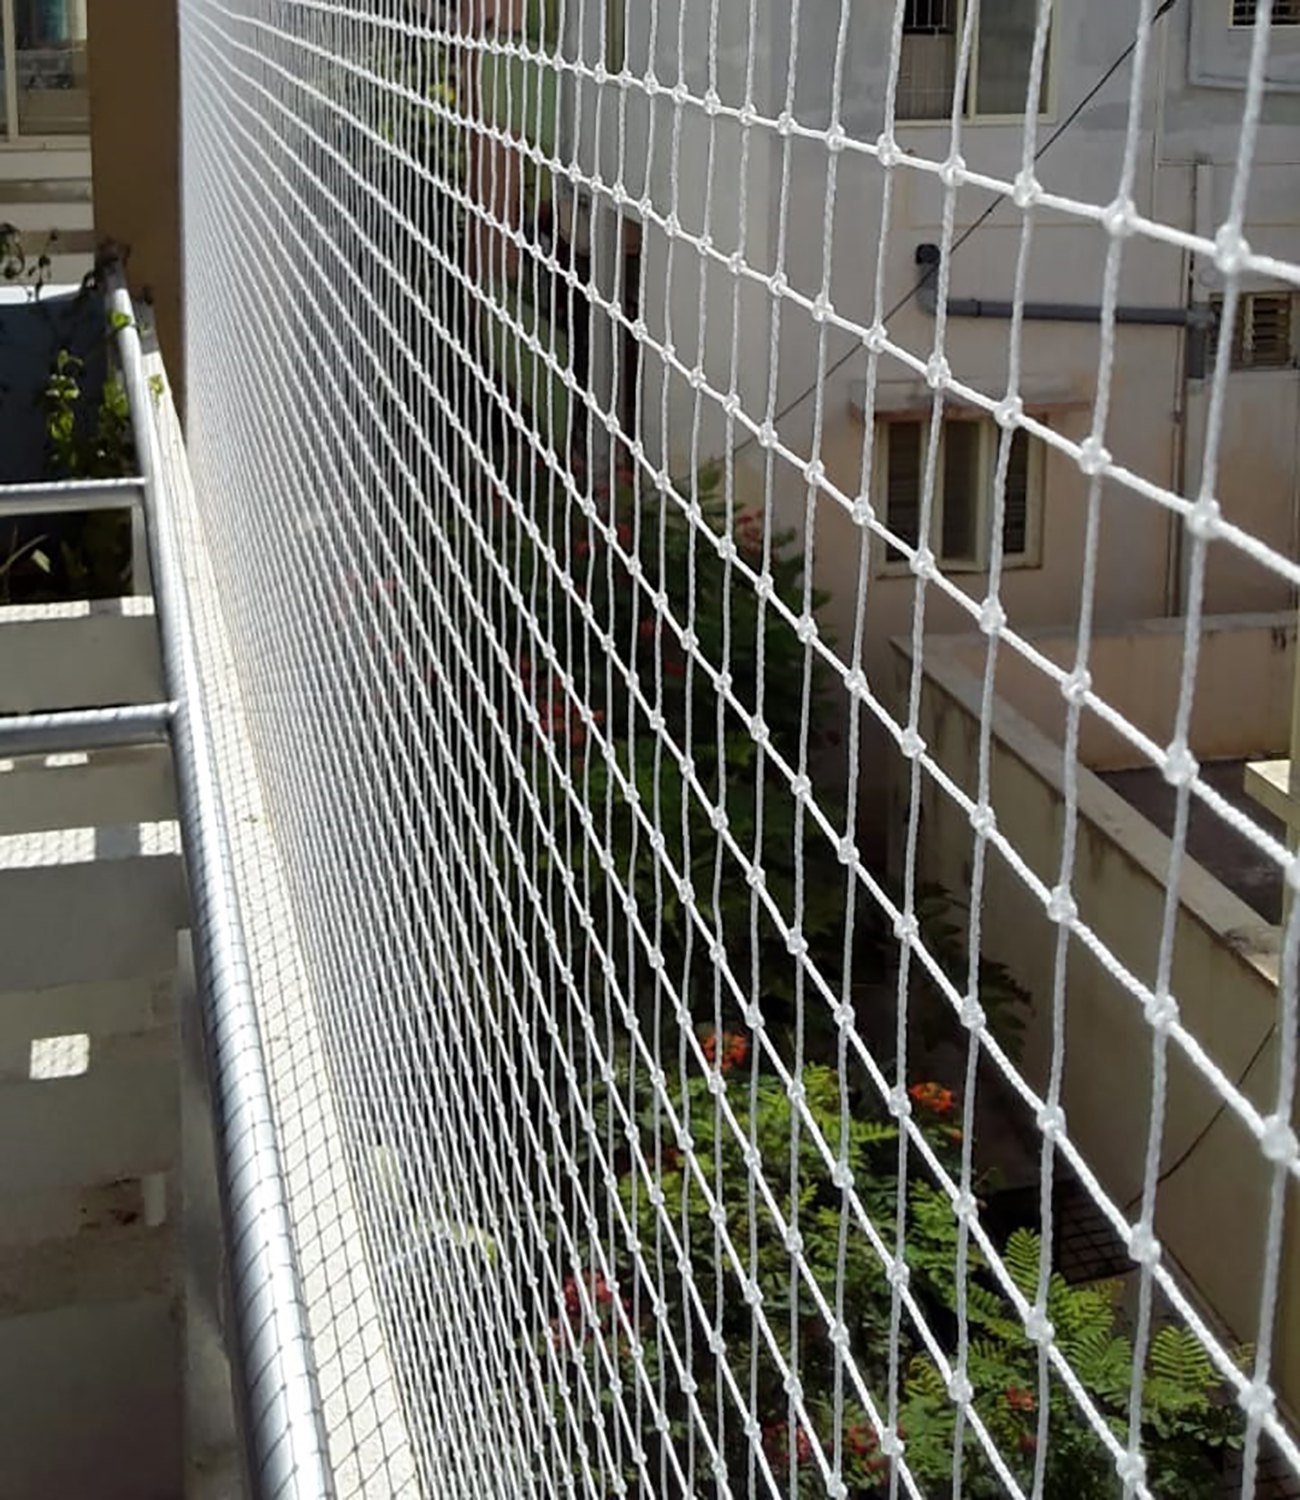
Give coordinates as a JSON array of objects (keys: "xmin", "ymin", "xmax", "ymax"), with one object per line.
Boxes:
[
  {"xmin": 549, "ymin": 1051, "xmax": 1240, "ymax": 1498},
  {"xmin": 512, "ymin": 461, "xmax": 853, "ymax": 1053},
  {"xmin": 503, "ymin": 463, "xmax": 1238, "ymax": 1497}
]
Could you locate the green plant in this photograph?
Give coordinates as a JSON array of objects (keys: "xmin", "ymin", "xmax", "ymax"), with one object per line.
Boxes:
[
  {"xmin": 33, "ymin": 344, "xmax": 136, "ymax": 599},
  {"xmin": 898, "ymin": 1229, "xmax": 1242, "ymax": 1499},
  {"xmin": 44, "ymin": 346, "xmax": 134, "ymax": 480},
  {"xmin": 550, "ymin": 1051, "xmax": 1241, "ymax": 1498},
  {"xmin": 514, "ymin": 461, "xmax": 851, "ymax": 1050}
]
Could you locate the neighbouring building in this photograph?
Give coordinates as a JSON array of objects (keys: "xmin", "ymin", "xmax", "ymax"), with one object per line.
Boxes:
[
  {"xmin": 888, "ymin": 610, "xmax": 1300, "ymax": 1412},
  {"xmin": 533, "ymin": 0, "xmax": 1299, "ymax": 848},
  {"xmin": 0, "ymin": 0, "xmax": 94, "ymax": 285}
]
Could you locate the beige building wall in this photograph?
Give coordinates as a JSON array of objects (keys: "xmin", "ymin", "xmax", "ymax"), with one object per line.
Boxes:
[
  {"xmin": 87, "ymin": 0, "xmax": 182, "ymax": 407},
  {"xmin": 887, "ymin": 624, "xmax": 1300, "ymax": 1416}
]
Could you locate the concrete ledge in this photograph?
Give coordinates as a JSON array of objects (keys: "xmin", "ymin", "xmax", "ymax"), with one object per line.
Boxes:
[
  {"xmin": 0, "ymin": 849, "xmax": 185, "ymax": 991},
  {"xmin": 0, "ymin": 1296, "xmax": 181, "ymax": 1500},
  {"xmin": 0, "ymin": 1038, "xmax": 177, "ymax": 1192},
  {"xmin": 0, "ymin": 746, "xmax": 177, "ymax": 834},
  {"xmin": 0, "ymin": 971, "xmax": 172, "ymax": 1051},
  {"xmin": 0, "ymin": 1177, "xmax": 160, "ymax": 1249},
  {"xmin": 0, "ymin": 1219, "xmax": 172, "ymax": 1319},
  {"xmin": 0, "ymin": 598, "xmax": 163, "ymax": 713}
]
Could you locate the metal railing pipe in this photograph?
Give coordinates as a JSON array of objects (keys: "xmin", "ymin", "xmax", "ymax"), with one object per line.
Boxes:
[{"xmin": 106, "ymin": 270, "xmax": 335, "ymax": 1500}]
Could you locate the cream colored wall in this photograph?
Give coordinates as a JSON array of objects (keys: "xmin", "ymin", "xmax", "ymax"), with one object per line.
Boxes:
[
  {"xmin": 807, "ymin": 391, "xmax": 1170, "ymax": 857},
  {"xmin": 1191, "ymin": 376, "xmax": 1300, "ymax": 618},
  {"xmin": 931, "ymin": 613, "xmax": 1296, "ymax": 770},
  {"xmin": 887, "ymin": 639, "xmax": 1300, "ymax": 1414}
]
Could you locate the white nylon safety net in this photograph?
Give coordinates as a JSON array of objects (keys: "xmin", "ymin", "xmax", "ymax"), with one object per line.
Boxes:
[{"xmin": 178, "ymin": 0, "xmax": 1300, "ymax": 1495}]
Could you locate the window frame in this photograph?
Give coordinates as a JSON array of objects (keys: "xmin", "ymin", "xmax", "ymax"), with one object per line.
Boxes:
[
  {"xmin": 895, "ymin": 0, "xmax": 1057, "ymax": 126},
  {"xmin": 874, "ymin": 414, "xmax": 1046, "ymax": 577},
  {"xmin": 0, "ymin": 0, "xmax": 91, "ymax": 146},
  {"xmin": 1208, "ymin": 290, "xmax": 1299, "ymax": 371},
  {"xmin": 1230, "ymin": 0, "xmax": 1300, "ymax": 27}
]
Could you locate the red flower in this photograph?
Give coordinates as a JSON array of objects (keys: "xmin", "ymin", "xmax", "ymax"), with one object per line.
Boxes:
[
  {"xmin": 562, "ymin": 1276, "xmax": 581, "ymax": 1317},
  {"xmin": 723, "ymin": 1033, "xmax": 749, "ymax": 1070},
  {"xmin": 845, "ymin": 1421, "xmax": 878, "ymax": 1459},
  {"xmin": 664, "ymin": 657, "xmax": 687, "ymax": 679},
  {"xmin": 1004, "ymin": 1386, "xmax": 1035, "ymax": 1412},
  {"xmin": 735, "ymin": 510, "xmax": 765, "ymax": 555},
  {"xmin": 909, "ymin": 1081, "xmax": 956, "ymax": 1116},
  {"xmin": 638, "ymin": 617, "xmax": 656, "ymax": 640},
  {"xmin": 702, "ymin": 1031, "xmax": 749, "ymax": 1073},
  {"xmin": 560, "ymin": 1270, "xmax": 622, "ymax": 1328}
]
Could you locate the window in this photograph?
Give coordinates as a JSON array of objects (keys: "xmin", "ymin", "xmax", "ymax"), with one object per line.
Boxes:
[
  {"xmin": 1209, "ymin": 292, "xmax": 1297, "ymax": 369},
  {"xmin": 898, "ymin": 0, "xmax": 1051, "ymax": 121},
  {"xmin": 3, "ymin": 0, "xmax": 90, "ymax": 138},
  {"xmin": 1231, "ymin": 0, "xmax": 1300, "ymax": 25},
  {"xmin": 879, "ymin": 417, "xmax": 1043, "ymax": 571}
]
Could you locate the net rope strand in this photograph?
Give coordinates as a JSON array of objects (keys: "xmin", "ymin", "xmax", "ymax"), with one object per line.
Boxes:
[{"xmin": 179, "ymin": 0, "xmax": 1300, "ymax": 1494}]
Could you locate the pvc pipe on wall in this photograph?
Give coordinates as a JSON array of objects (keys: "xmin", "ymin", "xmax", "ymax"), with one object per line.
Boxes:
[{"xmin": 914, "ymin": 243, "xmax": 1214, "ymax": 330}]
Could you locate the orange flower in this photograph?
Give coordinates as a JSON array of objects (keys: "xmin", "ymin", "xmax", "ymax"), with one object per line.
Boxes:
[
  {"xmin": 909, "ymin": 1081, "xmax": 956, "ymax": 1115},
  {"xmin": 702, "ymin": 1030, "xmax": 749, "ymax": 1073},
  {"xmin": 1004, "ymin": 1386, "xmax": 1035, "ymax": 1412},
  {"xmin": 722, "ymin": 1032, "xmax": 749, "ymax": 1070}
]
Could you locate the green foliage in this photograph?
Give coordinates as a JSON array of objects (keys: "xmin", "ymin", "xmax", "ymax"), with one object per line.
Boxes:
[
  {"xmin": 27, "ymin": 346, "xmax": 136, "ymax": 600},
  {"xmin": 558, "ymin": 1054, "xmax": 960, "ymax": 1491},
  {"xmin": 43, "ymin": 348, "xmax": 135, "ymax": 481},
  {"xmin": 521, "ymin": 461, "xmax": 852, "ymax": 1049},
  {"xmin": 550, "ymin": 1050, "xmax": 1240, "ymax": 1498},
  {"xmin": 899, "ymin": 1225, "xmax": 1240, "ymax": 1499}
]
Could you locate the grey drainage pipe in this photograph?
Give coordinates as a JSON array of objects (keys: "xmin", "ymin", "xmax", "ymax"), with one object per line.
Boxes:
[{"xmin": 914, "ymin": 243, "xmax": 1214, "ymax": 359}]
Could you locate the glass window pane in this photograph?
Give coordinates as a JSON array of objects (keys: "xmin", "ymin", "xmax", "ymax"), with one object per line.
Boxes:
[
  {"xmin": 1002, "ymin": 429, "xmax": 1030, "ymax": 557},
  {"xmin": 975, "ymin": 0, "xmax": 1048, "ymax": 117},
  {"xmin": 941, "ymin": 420, "xmax": 980, "ymax": 562},
  {"xmin": 16, "ymin": 1, "xmax": 90, "ymax": 137},
  {"xmin": 886, "ymin": 421, "xmax": 924, "ymax": 561}
]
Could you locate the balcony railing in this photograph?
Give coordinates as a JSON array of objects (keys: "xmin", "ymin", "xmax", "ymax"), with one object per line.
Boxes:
[{"xmin": 5, "ymin": 1, "xmax": 1300, "ymax": 1497}]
